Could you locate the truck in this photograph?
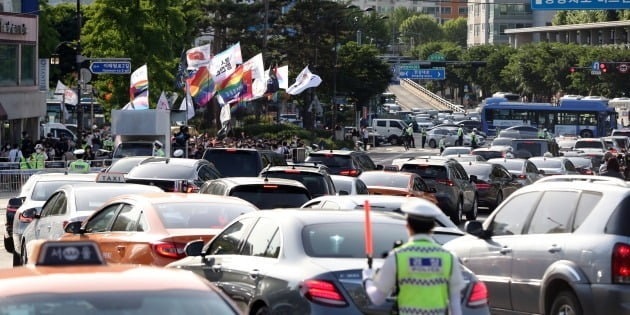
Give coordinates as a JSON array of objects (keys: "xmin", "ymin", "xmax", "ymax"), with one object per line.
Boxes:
[{"xmin": 110, "ymin": 110, "xmax": 171, "ymax": 160}]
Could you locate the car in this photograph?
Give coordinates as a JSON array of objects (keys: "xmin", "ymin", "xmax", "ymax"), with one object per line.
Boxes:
[
  {"xmin": 471, "ymin": 146, "xmax": 513, "ymax": 160},
  {"xmin": 398, "ymin": 158, "xmax": 478, "ymax": 224},
  {"xmin": 19, "ymin": 182, "xmax": 164, "ymax": 265},
  {"xmin": 528, "ymin": 156, "xmax": 579, "ymax": 176},
  {"xmin": 329, "ymin": 175, "xmax": 370, "ymax": 195},
  {"xmin": 611, "ymin": 128, "xmax": 630, "ymax": 138},
  {"xmin": 60, "ymin": 193, "xmax": 258, "ymax": 266},
  {"xmin": 357, "ymin": 171, "xmax": 438, "ymax": 204},
  {"xmin": 425, "ymin": 127, "xmax": 480, "ymax": 148},
  {"xmin": 199, "ymin": 177, "xmax": 312, "ymax": 209},
  {"xmin": 125, "ymin": 157, "xmax": 222, "ymax": 192},
  {"xmin": 167, "ymin": 210, "xmax": 489, "ymax": 314},
  {"xmin": 445, "ymin": 175, "xmax": 630, "ymax": 315},
  {"xmin": 603, "ymin": 136, "xmax": 629, "ymax": 154},
  {"xmin": 556, "ymin": 137, "xmax": 579, "ymax": 152},
  {"xmin": 564, "ymin": 156, "xmax": 596, "ymax": 175},
  {"xmin": 202, "ymin": 147, "xmax": 288, "ymax": 177},
  {"xmin": 460, "ymin": 161, "xmax": 523, "ymax": 210},
  {"xmin": 511, "ymin": 139, "xmax": 558, "ymax": 158},
  {"xmin": 300, "ymin": 195, "xmax": 458, "ymax": 229},
  {"xmin": 259, "ymin": 165, "xmax": 336, "ymax": 198},
  {"xmin": 574, "ymin": 137, "xmax": 606, "ymax": 153},
  {"xmin": 101, "ymin": 155, "xmax": 159, "ymax": 174},
  {"xmin": 502, "ymin": 125, "xmax": 539, "ymax": 138},
  {"xmin": 11, "ymin": 172, "xmax": 98, "ymax": 266},
  {"xmin": 440, "ymin": 146, "xmax": 473, "ymax": 157},
  {"xmin": 446, "ymin": 154, "xmax": 487, "ymax": 163},
  {"xmin": 305, "ymin": 150, "xmax": 381, "ymax": 176},
  {"xmin": 1, "ymin": 240, "xmax": 240, "ymax": 314},
  {"xmin": 487, "ymin": 158, "xmax": 544, "ymax": 186}
]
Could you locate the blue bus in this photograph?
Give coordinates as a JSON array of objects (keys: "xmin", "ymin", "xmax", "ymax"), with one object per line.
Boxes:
[{"xmin": 481, "ymin": 98, "xmax": 617, "ymax": 138}]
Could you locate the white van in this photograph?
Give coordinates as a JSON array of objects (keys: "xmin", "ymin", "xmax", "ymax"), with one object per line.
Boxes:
[
  {"xmin": 40, "ymin": 123, "xmax": 77, "ymax": 141},
  {"xmin": 372, "ymin": 118, "xmax": 408, "ymax": 145}
]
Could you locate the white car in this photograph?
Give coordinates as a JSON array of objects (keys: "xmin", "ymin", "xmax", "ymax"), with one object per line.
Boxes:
[
  {"xmin": 11, "ymin": 172, "xmax": 97, "ymax": 266},
  {"xmin": 329, "ymin": 175, "xmax": 369, "ymax": 195}
]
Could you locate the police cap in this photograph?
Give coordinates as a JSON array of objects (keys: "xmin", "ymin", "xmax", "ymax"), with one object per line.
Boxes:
[
  {"xmin": 154, "ymin": 140, "xmax": 163, "ymax": 147},
  {"xmin": 401, "ymin": 198, "xmax": 443, "ymax": 220},
  {"xmin": 73, "ymin": 149, "xmax": 85, "ymax": 155}
]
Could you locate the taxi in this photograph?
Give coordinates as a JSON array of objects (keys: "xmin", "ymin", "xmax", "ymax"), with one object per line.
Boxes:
[{"xmin": 0, "ymin": 240, "xmax": 241, "ymax": 314}]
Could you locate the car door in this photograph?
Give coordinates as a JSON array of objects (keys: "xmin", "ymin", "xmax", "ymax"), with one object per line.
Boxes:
[
  {"xmin": 462, "ymin": 191, "xmax": 542, "ymax": 311},
  {"xmin": 108, "ymin": 203, "xmax": 145, "ymax": 264},
  {"xmin": 65, "ymin": 203, "xmax": 123, "ymax": 262},
  {"xmin": 453, "ymin": 163, "xmax": 475, "ymax": 209},
  {"xmin": 46, "ymin": 192, "xmax": 69, "ymax": 241},
  {"xmin": 509, "ymin": 190, "xmax": 579, "ymax": 313},
  {"xmin": 224, "ymin": 218, "xmax": 282, "ymax": 312},
  {"xmin": 26, "ymin": 193, "xmax": 62, "ymax": 244},
  {"xmin": 497, "ymin": 165, "xmax": 521, "ymax": 197}
]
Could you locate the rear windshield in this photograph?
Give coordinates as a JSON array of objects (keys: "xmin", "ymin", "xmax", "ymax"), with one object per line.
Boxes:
[
  {"xmin": 359, "ymin": 173, "xmax": 409, "ymax": 188},
  {"xmin": 400, "ymin": 164, "xmax": 447, "ymax": 180},
  {"xmin": 127, "ymin": 164, "xmax": 195, "ymax": 179},
  {"xmin": 155, "ymin": 202, "xmax": 256, "ymax": 229},
  {"xmin": 575, "ymin": 141, "xmax": 603, "ymax": 149},
  {"xmin": 75, "ymin": 186, "xmax": 161, "ymax": 211},
  {"xmin": 461, "ymin": 164, "xmax": 491, "ymax": 180},
  {"xmin": 531, "ymin": 159, "xmax": 562, "ymax": 168},
  {"xmin": 31, "ymin": 181, "xmax": 92, "ymax": 201},
  {"xmin": 514, "ymin": 142, "xmax": 546, "ymax": 157},
  {"xmin": 491, "ymin": 138, "xmax": 513, "ymax": 147},
  {"xmin": 567, "ymin": 158, "xmax": 591, "ymax": 168},
  {"xmin": 305, "ymin": 154, "xmax": 352, "ymax": 168},
  {"xmin": 615, "ymin": 138, "xmax": 628, "ymax": 148},
  {"xmin": 612, "ymin": 130, "xmax": 630, "ymax": 137},
  {"xmin": 203, "ymin": 150, "xmax": 261, "ymax": 177},
  {"xmin": 472, "ymin": 151, "xmax": 504, "ymax": 160},
  {"xmin": 491, "ymin": 159, "xmax": 524, "ymax": 172},
  {"xmin": 113, "ymin": 143, "xmax": 153, "ymax": 159},
  {"xmin": 262, "ymin": 172, "xmax": 329, "ymax": 197},
  {"xmin": 302, "ymin": 222, "xmax": 408, "ymax": 258},
  {"xmin": 230, "ymin": 185, "xmax": 310, "ymax": 209}
]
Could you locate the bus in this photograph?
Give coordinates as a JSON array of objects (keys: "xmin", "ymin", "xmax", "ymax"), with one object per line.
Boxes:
[
  {"xmin": 480, "ymin": 98, "xmax": 617, "ymax": 138},
  {"xmin": 46, "ymin": 98, "xmax": 106, "ymax": 127},
  {"xmin": 609, "ymin": 97, "xmax": 630, "ymax": 127}
]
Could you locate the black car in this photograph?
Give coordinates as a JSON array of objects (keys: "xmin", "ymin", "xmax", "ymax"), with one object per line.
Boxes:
[
  {"xmin": 199, "ymin": 177, "xmax": 311, "ymax": 209},
  {"xmin": 460, "ymin": 161, "xmax": 523, "ymax": 210},
  {"xmin": 399, "ymin": 158, "xmax": 478, "ymax": 224},
  {"xmin": 259, "ymin": 165, "xmax": 336, "ymax": 198},
  {"xmin": 125, "ymin": 158, "xmax": 222, "ymax": 192},
  {"xmin": 202, "ymin": 148, "xmax": 287, "ymax": 177},
  {"xmin": 305, "ymin": 150, "xmax": 381, "ymax": 176}
]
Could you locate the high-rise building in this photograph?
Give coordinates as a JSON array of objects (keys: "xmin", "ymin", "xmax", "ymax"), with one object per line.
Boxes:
[{"xmin": 348, "ymin": 0, "xmax": 468, "ymax": 24}]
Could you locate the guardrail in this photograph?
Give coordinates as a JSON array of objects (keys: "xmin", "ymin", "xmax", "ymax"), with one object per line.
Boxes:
[{"xmin": 401, "ymin": 79, "xmax": 466, "ymax": 113}]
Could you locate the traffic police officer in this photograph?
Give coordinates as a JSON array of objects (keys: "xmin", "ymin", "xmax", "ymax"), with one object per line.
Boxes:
[
  {"xmin": 27, "ymin": 144, "xmax": 46, "ymax": 169},
  {"xmin": 421, "ymin": 127, "xmax": 427, "ymax": 148},
  {"xmin": 456, "ymin": 124, "xmax": 464, "ymax": 146},
  {"xmin": 438, "ymin": 137, "xmax": 446, "ymax": 155},
  {"xmin": 68, "ymin": 149, "xmax": 90, "ymax": 173},
  {"xmin": 362, "ymin": 199, "xmax": 465, "ymax": 315},
  {"xmin": 470, "ymin": 128, "xmax": 478, "ymax": 149},
  {"xmin": 153, "ymin": 140, "xmax": 165, "ymax": 157}
]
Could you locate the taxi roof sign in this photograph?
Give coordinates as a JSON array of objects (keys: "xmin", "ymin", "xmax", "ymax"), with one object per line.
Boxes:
[
  {"xmin": 36, "ymin": 241, "xmax": 105, "ymax": 266},
  {"xmin": 96, "ymin": 172, "xmax": 126, "ymax": 183}
]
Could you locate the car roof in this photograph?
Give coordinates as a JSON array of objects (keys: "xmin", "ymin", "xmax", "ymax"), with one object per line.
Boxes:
[
  {"xmin": 32, "ymin": 172, "xmax": 97, "ymax": 182},
  {"xmin": 576, "ymin": 138, "xmax": 603, "ymax": 142},
  {"xmin": 0, "ymin": 265, "xmax": 214, "ymax": 295},
  {"xmin": 240, "ymin": 208, "xmax": 406, "ymax": 225},
  {"xmin": 401, "ymin": 158, "xmax": 453, "ymax": 166},
  {"xmin": 59, "ymin": 182, "xmax": 164, "ymax": 193},
  {"xmin": 309, "ymin": 150, "xmax": 358, "ymax": 156},
  {"xmin": 112, "ymin": 192, "xmax": 260, "ymax": 207},
  {"xmin": 134, "ymin": 157, "xmax": 206, "ymax": 167},
  {"xmin": 210, "ymin": 177, "xmax": 307, "ymax": 188},
  {"xmin": 263, "ymin": 165, "xmax": 327, "ymax": 174},
  {"xmin": 488, "ymin": 158, "xmax": 527, "ymax": 163}
]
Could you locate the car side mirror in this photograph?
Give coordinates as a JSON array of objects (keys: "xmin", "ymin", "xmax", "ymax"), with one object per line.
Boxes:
[
  {"xmin": 64, "ymin": 221, "xmax": 84, "ymax": 234},
  {"xmin": 465, "ymin": 221, "xmax": 487, "ymax": 238},
  {"xmin": 8, "ymin": 197, "xmax": 23, "ymax": 208},
  {"xmin": 469, "ymin": 175, "xmax": 478, "ymax": 182},
  {"xmin": 184, "ymin": 240, "xmax": 205, "ymax": 257},
  {"xmin": 338, "ymin": 190, "xmax": 350, "ymax": 196},
  {"xmin": 538, "ymin": 169, "xmax": 546, "ymax": 175},
  {"xmin": 21, "ymin": 208, "xmax": 38, "ymax": 220}
]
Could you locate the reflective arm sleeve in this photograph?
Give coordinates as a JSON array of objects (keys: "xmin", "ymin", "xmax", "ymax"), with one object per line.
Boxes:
[{"xmin": 365, "ymin": 252, "xmax": 397, "ymax": 305}]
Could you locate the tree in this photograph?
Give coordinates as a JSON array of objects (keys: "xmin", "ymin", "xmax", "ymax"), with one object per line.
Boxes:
[
  {"xmin": 441, "ymin": 18, "xmax": 467, "ymax": 47},
  {"xmin": 399, "ymin": 15, "xmax": 443, "ymax": 50}
]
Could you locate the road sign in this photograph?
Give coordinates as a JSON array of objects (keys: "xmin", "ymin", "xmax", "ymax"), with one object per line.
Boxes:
[
  {"xmin": 531, "ymin": 0, "xmax": 630, "ymax": 10},
  {"xmin": 89, "ymin": 60, "xmax": 131, "ymax": 74},
  {"xmin": 619, "ymin": 63, "xmax": 629, "ymax": 74},
  {"xmin": 591, "ymin": 70, "xmax": 602, "ymax": 75},
  {"xmin": 399, "ymin": 69, "xmax": 445, "ymax": 80},
  {"xmin": 428, "ymin": 53, "xmax": 445, "ymax": 62}
]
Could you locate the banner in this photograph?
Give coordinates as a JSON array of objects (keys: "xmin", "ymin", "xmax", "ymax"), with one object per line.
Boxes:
[
  {"xmin": 130, "ymin": 64, "xmax": 149, "ymax": 110},
  {"xmin": 54, "ymin": 80, "xmax": 78, "ymax": 105},
  {"xmin": 276, "ymin": 65, "xmax": 289, "ymax": 90},
  {"xmin": 186, "ymin": 44, "xmax": 212, "ymax": 69},
  {"xmin": 210, "ymin": 42, "xmax": 243, "ymax": 88},
  {"xmin": 286, "ymin": 66, "xmax": 322, "ymax": 95}
]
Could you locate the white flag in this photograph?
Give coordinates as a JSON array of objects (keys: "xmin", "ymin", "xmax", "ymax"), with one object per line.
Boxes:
[
  {"xmin": 186, "ymin": 44, "xmax": 212, "ymax": 69},
  {"xmin": 178, "ymin": 84, "xmax": 195, "ymax": 119},
  {"xmin": 276, "ymin": 65, "xmax": 289, "ymax": 90},
  {"xmin": 210, "ymin": 42, "xmax": 243, "ymax": 88},
  {"xmin": 286, "ymin": 66, "xmax": 322, "ymax": 95},
  {"xmin": 220, "ymin": 102, "xmax": 231, "ymax": 126},
  {"xmin": 130, "ymin": 65, "xmax": 149, "ymax": 110},
  {"xmin": 156, "ymin": 91, "xmax": 170, "ymax": 110},
  {"xmin": 122, "ymin": 102, "xmax": 135, "ymax": 110},
  {"xmin": 54, "ymin": 80, "xmax": 78, "ymax": 105}
]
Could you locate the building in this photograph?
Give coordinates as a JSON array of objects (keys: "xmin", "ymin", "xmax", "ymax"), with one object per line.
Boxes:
[
  {"xmin": 349, "ymin": 0, "xmax": 468, "ymax": 24},
  {"xmin": 467, "ymin": 0, "xmax": 555, "ymax": 46},
  {"xmin": 505, "ymin": 20, "xmax": 630, "ymax": 48}
]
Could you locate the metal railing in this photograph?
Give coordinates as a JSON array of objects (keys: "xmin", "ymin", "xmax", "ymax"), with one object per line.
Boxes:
[{"xmin": 401, "ymin": 79, "xmax": 466, "ymax": 113}]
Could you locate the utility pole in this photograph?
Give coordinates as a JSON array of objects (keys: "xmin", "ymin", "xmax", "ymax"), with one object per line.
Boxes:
[{"xmin": 76, "ymin": 0, "xmax": 83, "ymax": 147}]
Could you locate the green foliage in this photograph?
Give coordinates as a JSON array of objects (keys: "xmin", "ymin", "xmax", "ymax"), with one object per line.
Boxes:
[
  {"xmin": 441, "ymin": 18, "xmax": 467, "ymax": 47},
  {"xmin": 554, "ymin": 10, "xmax": 617, "ymax": 24},
  {"xmin": 400, "ymin": 15, "xmax": 443, "ymax": 47}
]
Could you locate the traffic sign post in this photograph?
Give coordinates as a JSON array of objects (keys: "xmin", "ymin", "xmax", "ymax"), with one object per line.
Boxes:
[
  {"xmin": 399, "ymin": 69, "xmax": 445, "ymax": 80},
  {"xmin": 531, "ymin": 0, "xmax": 630, "ymax": 10},
  {"xmin": 89, "ymin": 59, "xmax": 132, "ymax": 74}
]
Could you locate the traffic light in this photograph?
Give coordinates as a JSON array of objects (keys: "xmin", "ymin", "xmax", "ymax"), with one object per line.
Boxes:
[
  {"xmin": 570, "ymin": 67, "xmax": 576, "ymax": 73},
  {"xmin": 600, "ymin": 63, "xmax": 608, "ymax": 73}
]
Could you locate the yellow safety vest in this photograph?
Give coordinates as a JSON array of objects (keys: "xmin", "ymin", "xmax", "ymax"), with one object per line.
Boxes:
[
  {"xmin": 68, "ymin": 159, "xmax": 90, "ymax": 173},
  {"xmin": 28, "ymin": 153, "xmax": 45, "ymax": 169},
  {"xmin": 154, "ymin": 148, "xmax": 165, "ymax": 157},
  {"xmin": 395, "ymin": 239, "xmax": 453, "ymax": 315},
  {"xmin": 19, "ymin": 156, "xmax": 30, "ymax": 170}
]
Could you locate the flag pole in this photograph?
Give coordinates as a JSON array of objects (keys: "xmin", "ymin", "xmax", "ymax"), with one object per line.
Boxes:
[{"xmin": 185, "ymin": 79, "xmax": 189, "ymax": 158}]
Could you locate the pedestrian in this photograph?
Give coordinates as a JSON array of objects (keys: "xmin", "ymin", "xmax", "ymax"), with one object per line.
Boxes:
[
  {"xmin": 470, "ymin": 128, "xmax": 478, "ymax": 149},
  {"xmin": 601, "ymin": 157, "xmax": 625, "ymax": 180},
  {"xmin": 362, "ymin": 126, "xmax": 369, "ymax": 151},
  {"xmin": 421, "ymin": 127, "xmax": 427, "ymax": 148},
  {"xmin": 68, "ymin": 149, "xmax": 90, "ymax": 173},
  {"xmin": 538, "ymin": 128, "xmax": 545, "ymax": 139},
  {"xmin": 456, "ymin": 124, "xmax": 464, "ymax": 146},
  {"xmin": 352, "ymin": 128, "xmax": 359, "ymax": 143},
  {"xmin": 439, "ymin": 137, "xmax": 446, "ymax": 155},
  {"xmin": 84, "ymin": 145, "xmax": 96, "ymax": 161},
  {"xmin": 362, "ymin": 198, "xmax": 465, "ymax": 315},
  {"xmin": 153, "ymin": 140, "xmax": 165, "ymax": 157},
  {"xmin": 406, "ymin": 123, "xmax": 415, "ymax": 148},
  {"xmin": 20, "ymin": 131, "xmax": 34, "ymax": 158},
  {"xmin": 8, "ymin": 144, "xmax": 22, "ymax": 164},
  {"xmin": 544, "ymin": 128, "xmax": 553, "ymax": 140},
  {"xmin": 599, "ymin": 151, "xmax": 614, "ymax": 174}
]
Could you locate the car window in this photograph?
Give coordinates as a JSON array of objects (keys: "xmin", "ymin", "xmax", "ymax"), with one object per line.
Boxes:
[
  {"xmin": 356, "ymin": 180, "xmax": 370, "ymax": 194},
  {"xmin": 203, "ymin": 150, "xmax": 262, "ymax": 177},
  {"xmin": 53, "ymin": 194, "xmax": 68, "ymax": 216},
  {"xmin": 525, "ymin": 161, "xmax": 538, "ymax": 174},
  {"xmin": 241, "ymin": 218, "xmax": 280, "ymax": 258},
  {"xmin": 40, "ymin": 193, "xmax": 61, "ymax": 218},
  {"xmin": 230, "ymin": 185, "xmax": 311, "ymax": 209},
  {"xmin": 321, "ymin": 201, "xmax": 340, "ymax": 209},
  {"xmin": 263, "ymin": 172, "xmax": 328, "ymax": 197},
  {"xmin": 197, "ymin": 165, "xmax": 218, "ymax": 181},
  {"xmin": 302, "ymin": 201, "xmax": 321, "ymax": 208},
  {"xmin": 400, "ymin": 164, "xmax": 447, "ymax": 180},
  {"xmin": 111, "ymin": 204, "xmax": 139, "ymax": 232},
  {"xmin": 377, "ymin": 120, "xmax": 386, "ymax": 127},
  {"xmin": 453, "ymin": 163, "xmax": 469, "ymax": 180},
  {"xmin": 84, "ymin": 204, "xmax": 121, "ymax": 233},
  {"xmin": 357, "ymin": 154, "xmax": 376, "ymax": 170},
  {"xmin": 206, "ymin": 217, "xmax": 256, "ymax": 255},
  {"xmin": 490, "ymin": 192, "xmax": 541, "ymax": 236},
  {"xmin": 137, "ymin": 212, "xmax": 149, "ymax": 232},
  {"xmin": 414, "ymin": 177, "xmax": 428, "ymax": 192},
  {"xmin": 527, "ymin": 191, "xmax": 578, "ymax": 234},
  {"xmin": 573, "ymin": 191, "xmax": 602, "ymax": 231},
  {"xmin": 265, "ymin": 229, "xmax": 281, "ymax": 258}
]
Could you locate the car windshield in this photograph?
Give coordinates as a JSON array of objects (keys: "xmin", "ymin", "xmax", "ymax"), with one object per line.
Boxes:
[
  {"xmin": 31, "ymin": 181, "xmax": 92, "ymax": 201},
  {"xmin": 400, "ymin": 165, "xmax": 447, "ymax": 180},
  {"xmin": 513, "ymin": 142, "xmax": 546, "ymax": 157},
  {"xmin": 0, "ymin": 290, "xmax": 237, "ymax": 315},
  {"xmin": 75, "ymin": 186, "xmax": 161, "ymax": 211},
  {"xmin": 203, "ymin": 150, "xmax": 261, "ymax": 177},
  {"xmin": 154, "ymin": 202, "xmax": 255, "ymax": 229},
  {"xmin": 491, "ymin": 159, "xmax": 524, "ymax": 172},
  {"xmin": 262, "ymin": 172, "xmax": 328, "ymax": 197},
  {"xmin": 113, "ymin": 143, "xmax": 153, "ymax": 159},
  {"xmin": 127, "ymin": 164, "xmax": 195, "ymax": 179},
  {"xmin": 360, "ymin": 173, "xmax": 409, "ymax": 188},
  {"xmin": 230, "ymin": 185, "xmax": 310, "ymax": 209},
  {"xmin": 575, "ymin": 141, "xmax": 603, "ymax": 149},
  {"xmin": 305, "ymin": 154, "xmax": 352, "ymax": 168},
  {"xmin": 332, "ymin": 179, "xmax": 352, "ymax": 194},
  {"xmin": 614, "ymin": 138, "xmax": 628, "ymax": 148},
  {"xmin": 106, "ymin": 158, "xmax": 147, "ymax": 173},
  {"xmin": 531, "ymin": 159, "xmax": 562, "ymax": 168},
  {"xmin": 302, "ymin": 222, "xmax": 408, "ymax": 258}
]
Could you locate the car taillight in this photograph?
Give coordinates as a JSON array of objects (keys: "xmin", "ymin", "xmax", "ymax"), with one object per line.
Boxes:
[
  {"xmin": 436, "ymin": 179, "xmax": 454, "ymax": 186},
  {"xmin": 151, "ymin": 242, "xmax": 186, "ymax": 259},
  {"xmin": 612, "ymin": 243, "xmax": 630, "ymax": 284},
  {"xmin": 284, "ymin": 169, "xmax": 301, "ymax": 173},
  {"xmin": 301, "ymin": 279, "xmax": 348, "ymax": 307},
  {"xmin": 18, "ymin": 212, "xmax": 32, "ymax": 223},
  {"xmin": 467, "ymin": 281, "xmax": 489, "ymax": 307},
  {"xmin": 339, "ymin": 169, "xmax": 359, "ymax": 176},
  {"xmin": 475, "ymin": 182, "xmax": 491, "ymax": 189},
  {"xmin": 582, "ymin": 169, "xmax": 594, "ymax": 175},
  {"xmin": 518, "ymin": 175, "xmax": 527, "ymax": 179},
  {"xmin": 186, "ymin": 183, "xmax": 199, "ymax": 193}
]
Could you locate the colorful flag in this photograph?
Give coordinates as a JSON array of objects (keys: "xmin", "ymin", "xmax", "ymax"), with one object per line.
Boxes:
[
  {"xmin": 216, "ymin": 64, "xmax": 245, "ymax": 104},
  {"xmin": 130, "ymin": 64, "xmax": 149, "ymax": 110},
  {"xmin": 187, "ymin": 66, "xmax": 214, "ymax": 107},
  {"xmin": 241, "ymin": 53, "xmax": 265, "ymax": 101},
  {"xmin": 286, "ymin": 66, "xmax": 322, "ymax": 95},
  {"xmin": 157, "ymin": 91, "xmax": 170, "ymax": 110},
  {"xmin": 178, "ymin": 83, "xmax": 195, "ymax": 119},
  {"xmin": 210, "ymin": 42, "xmax": 243, "ymax": 88},
  {"xmin": 276, "ymin": 65, "xmax": 289, "ymax": 90}
]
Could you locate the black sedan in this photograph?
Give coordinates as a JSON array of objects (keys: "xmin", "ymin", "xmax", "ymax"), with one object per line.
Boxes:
[
  {"xmin": 125, "ymin": 158, "xmax": 222, "ymax": 192},
  {"xmin": 167, "ymin": 210, "xmax": 490, "ymax": 315},
  {"xmin": 461, "ymin": 162, "xmax": 523, "ymax": 210}
]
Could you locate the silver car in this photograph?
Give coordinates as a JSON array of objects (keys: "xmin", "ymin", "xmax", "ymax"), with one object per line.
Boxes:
[{"xmin": 445, "ymin": 175, "xmax": 630, "ymax": 314}]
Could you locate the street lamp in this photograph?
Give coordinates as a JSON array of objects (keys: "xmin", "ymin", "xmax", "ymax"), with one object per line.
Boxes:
[{"xmin": 75, "ymin": 0, "xmax": 84, "ymax": 147}]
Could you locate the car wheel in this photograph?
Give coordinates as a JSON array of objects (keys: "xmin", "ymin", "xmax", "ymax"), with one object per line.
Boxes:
[
  {"xmin": 3, "ymin": 236, "xmax": 14, "ymax": 253},
  {"xmin": 466, "ymin": 196, "xmax": 478, "ymax": 221},
  {"xmin": 388, "ymin": 135, "xmax": 399, "ymax": 145},
  {"xmin": 254, "ymin": 305, "xmax": 270, "ymax": 315},
  {"xmin": 550, "ymin": 290, "xmax": 582, "ymax": 315},
  {"xmin": 450, "ymin": 200, "xmax": 463, "ymax": 225},
  {"xmin": 12, "ymin": 251, "xmax": 20, "ymax": 266},
  {"xmin": 493, "ymin": 191, "xmax": 503, "ymax": 210},
  {"xmin": 429, "ymin": 139, "xmax": 437, "ymax": 148}
]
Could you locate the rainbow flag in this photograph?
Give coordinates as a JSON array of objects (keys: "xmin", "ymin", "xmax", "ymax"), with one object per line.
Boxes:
[
  {"xmin": 187, "ymin": 66, "xmax": 214, "ymax": 107},
  {"xmin": 216, "ymin": 64, "xmax": 244, "ymax": 104}
]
